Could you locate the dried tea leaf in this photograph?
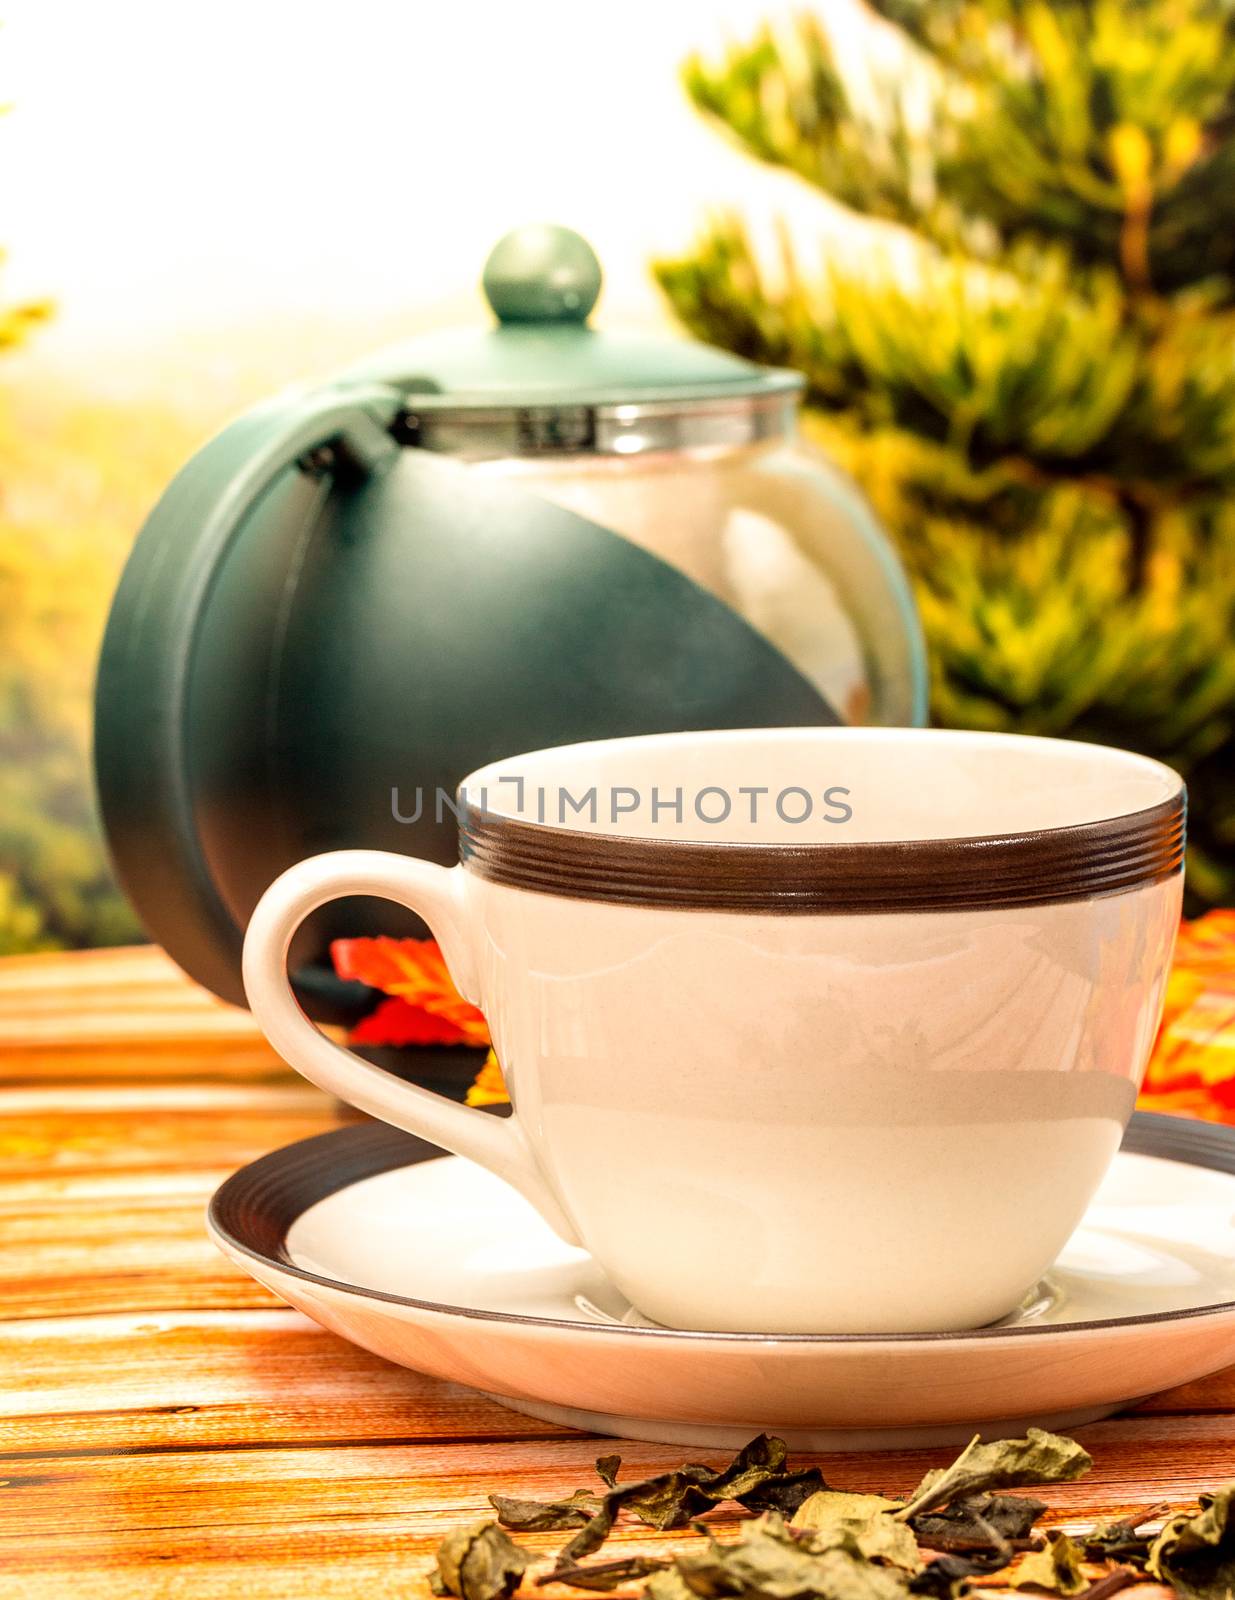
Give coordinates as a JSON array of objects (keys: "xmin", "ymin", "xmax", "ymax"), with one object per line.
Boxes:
[
  {"xmin": 699, "ymin": 1435, "xmax": 829, "ymax": 1515},
  {"xmin": 561, "ymin": 1469, "xmax": 717, "ymax": 1561},
  {"xmin": 794, "ymin": 1493, "xmax": 906, "ymax": 1528},
  {"xmin": 620, "ymin": 1473, "xmax": 718, "ymax": 1533},
  {"xmin": 670, "ymin": 1513, "xmax": 912, "ymax": 1600},
  {"xmin": 596, "ymin": 1456, "xmax": 623, "ymax": 1490},
  {"xmin": 910, "ymin": 1553, "xmax": 1000, "ymax": 1599},
  {"xmin": 1011, "ymin": 1532, "xmax": 1089, "ymax": 1596},
  {"xmin": 911, "ymin": 1493, "xmax": 1047, "ymax": 1556},
  {"xmin": 561, "ymin": 1503, "xmax": 620, "ymax": 1565},
  {"xmin": 741, "ymin": 1469, "xmax": 835, "ymax": 1519},
  {"xmin": 490, "ymin": 1486, "xmax": 605, "ymax": 1532},
  {"xmin": 559, "ymin": 1435, "xmax": 829, "ymax": 1563},
  {"xmin": 1148, "ymin": 1490, "xmax": 1235, "ymax": 1600},
  {"xmin": 537, "ymin": 1555, "xmax": 671, "ymax": 1591},
  {"xmin": 897, "ymin": 1433, "xmax": 1092, "ymax": 1522},
  {"xmin": 792, "ymin": 1493, "xmax": 921, "ymax": 1573},
  {"xmin": 1082, "ymin": 1506, "xmax": 1168, "ymax": 1568},
  {"xmin": 430, "ymin": 1522, "xmax": 530, "ymax": 1600},
  {"xmin": 820, "ymin": 1519, "xmax": 922, "ymax": 1575}
]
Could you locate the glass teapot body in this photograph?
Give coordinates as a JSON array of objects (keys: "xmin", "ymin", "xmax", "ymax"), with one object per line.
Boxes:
[
  {"xmin": 342, "ymin": 222, "xmax": 927, "ymax": 730},
  {"xmin": 468, "ymin": 430, "xmax": 923, "ymax": 728}
]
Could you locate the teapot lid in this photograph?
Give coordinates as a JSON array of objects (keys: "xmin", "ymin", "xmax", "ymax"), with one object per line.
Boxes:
[{"xmin": 339, "ymin": 225, "xmax": 801, "ymax": 457}]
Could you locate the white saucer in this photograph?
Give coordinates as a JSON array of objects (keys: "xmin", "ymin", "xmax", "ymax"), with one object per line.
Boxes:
[{"xmin": 208, "ymin": 1111, "xmax": 1235, "ymax": 1450}]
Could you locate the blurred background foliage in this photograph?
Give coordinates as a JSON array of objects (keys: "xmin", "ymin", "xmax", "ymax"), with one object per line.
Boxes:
[
  {"xmin": 657, "ymin": 0, "xmax": 1235, "ymax": 908},
  {"xmin": 0, "ymin": 371, "xmax": 201, "ymax": 951},
  {"xmin": 0, "ymin": 219, "xmax": 219, "ymax": 951},
  {"xmin": 0, "ymin": 265, "xmax": 142, "ymax": 952}
]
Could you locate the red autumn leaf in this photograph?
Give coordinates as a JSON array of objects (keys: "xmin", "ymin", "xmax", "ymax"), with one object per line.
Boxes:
[
  {"xmin": 349, "ymin": 996, "xmax": 487, "ymax": 1049},
  {"xmin": 331, "ymin": 936, "xmax": 490, "ymax": 1048}
]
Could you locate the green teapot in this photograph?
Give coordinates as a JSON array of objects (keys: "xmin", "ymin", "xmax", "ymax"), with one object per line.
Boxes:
[{"xmin": 95, "ymin": 226, "xmax": 926, "ymax": 1014}]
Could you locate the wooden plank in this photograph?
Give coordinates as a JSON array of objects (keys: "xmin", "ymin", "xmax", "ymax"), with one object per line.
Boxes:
[
  {"xmin": 0, "ymin": 944, "xmax": 192, "ymax": 991},
  {"xmin": 0, "ymin": 946, "xmax": 258, "ymax": 1031},
  {"xmin": 0, "ymin": 1310, "xmax": 570, "ymax": 1452},
  {"xmin": 0, "ymin": 1040, "xmax": 293, "ymax": 1084},
  {"xmin": 2, "ymin": 1305, "xmax": 1235, "ymax": 1456},
  {"xmin": 0, "ymin": 1084, "xmax": 353, "ymax": 1181},
  {"xmin": 0, "ymin": 1418, "xmax": 1230, "ymax": 1596},
  {"xmin": 0, "ymin": 1196, "xmax": 277, "ymax": 1319},
  {"xmin": 0, "ymin": 1082, "xmax": 354, "ymax": 1317},
  {"xmin": 0, "ymin": 944, "xmax": 299, "ymax": 1081}
]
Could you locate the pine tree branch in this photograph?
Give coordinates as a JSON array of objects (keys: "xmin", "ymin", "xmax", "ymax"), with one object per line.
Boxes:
[
  {"xmin": 686, "ymin": 4, "xmax": 1235, "ymax": 295},
  {"xmin": 658, "ymin": 214, "xmax": 1235, "ymax": 494},
  {"xmin": 810, "ymin": 410, "xmax": 1235, "ymax": 773},
  {"xmin": 882, "ymin": 0, "xmax": 1235, "ymax": 292},
  {"xmin": 681, "ymin": 17, "xmax": 951, "ymax": 237}
]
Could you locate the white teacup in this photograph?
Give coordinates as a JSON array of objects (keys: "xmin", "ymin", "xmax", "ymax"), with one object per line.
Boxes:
[{"xmin": 242, "ymin": 728, "xmax": 1184, "ymax": 1335}]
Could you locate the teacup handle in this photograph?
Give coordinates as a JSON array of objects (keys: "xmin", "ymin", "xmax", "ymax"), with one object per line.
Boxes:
[{"xmin": 242, "ymin": 849, "xmax": 581, "ymax": 1245}]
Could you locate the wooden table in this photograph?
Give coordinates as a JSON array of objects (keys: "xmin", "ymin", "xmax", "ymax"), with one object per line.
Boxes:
[{"xmin": 2, "ymin": 946, "xmax": 1234, "ymax": 1598}]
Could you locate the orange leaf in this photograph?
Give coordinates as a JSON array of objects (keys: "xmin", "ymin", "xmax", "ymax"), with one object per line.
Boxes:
[{"xmin": 1139, "ymin": 909, "xmax": 1235, "ymax": 1124}]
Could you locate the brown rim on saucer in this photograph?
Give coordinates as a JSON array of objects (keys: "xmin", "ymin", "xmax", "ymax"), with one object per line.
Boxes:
[
  {"xmin": 458, "ymin": 791, "xmax": 1185, "ymax": 913},
  {"xmin": 208, "ymin": 1111, "xmax": 1235, "ymax": 1344}
]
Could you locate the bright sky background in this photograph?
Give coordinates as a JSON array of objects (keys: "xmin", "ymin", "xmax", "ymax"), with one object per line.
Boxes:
[{"xmin": 0, "ymin": 0, "xmax": 876, "ymax": 390}]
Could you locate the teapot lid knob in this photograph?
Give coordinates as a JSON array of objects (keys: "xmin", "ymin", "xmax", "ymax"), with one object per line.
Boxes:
[{"xmin": 482, "ymin": 224, "xmax": 602, "ymax": 326}]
